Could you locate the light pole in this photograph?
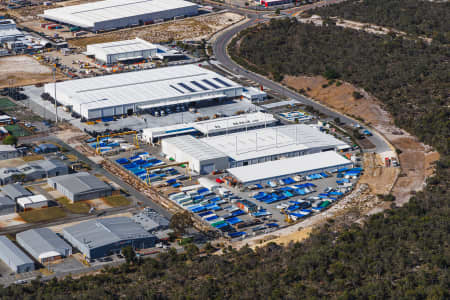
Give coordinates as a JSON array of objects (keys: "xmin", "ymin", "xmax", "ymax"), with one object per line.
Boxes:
[{"xmin": 53, "ymin": 68, "xmax": 58, "ymax": 124}]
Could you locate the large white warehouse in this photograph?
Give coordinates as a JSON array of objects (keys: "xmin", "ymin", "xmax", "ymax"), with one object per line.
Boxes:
[
  {"xmin": 227, "ymin": 151, "xmax": 353, "ymax": 186},
  {"xmin": 162, "ymin": 124, "xmax": 350, "ymax": 174},
  {"xmin": 85, "ymin": 38, "xmax": 158, "ymax": 65},
  {"xmin": 202, "ymin": 124, "xmax": 350, "ymax": 167},
  {"xmin": 44, "ymin": 64, "xmax": 244, "ymax": 120},
  {"xmin": 41, "ymin": 0, "xmax": 199, "ymax": 32}
]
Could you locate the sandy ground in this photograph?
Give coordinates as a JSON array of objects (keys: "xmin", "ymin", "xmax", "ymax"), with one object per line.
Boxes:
[
  {"xmin": 298, "ymin": 15, "xmax": 432, "ymax": 44},
  {"xmin": 0, "ymin": 158, "xmax": 26, "ymax": 168},
  {"xmin": 0, "ymin": 56, "xmax": 59, "ymax": 88},
  {"xmin": 283, "ymin": 75, "xmax": 439, "ymax": 205},
  {"xmin": 0, "ymin": 213, "xmax": 25, "ymax": 228},
  {"xmin": 85, "ymin": 198, "xmax": 112, "ymax": 210},
  {"xmin": 69, "ymin": 12, "xmax": 244, "ymax": 49},
  {"xmin": 358, "ymin": 152, "xmax": 399, "ymax": 195}
]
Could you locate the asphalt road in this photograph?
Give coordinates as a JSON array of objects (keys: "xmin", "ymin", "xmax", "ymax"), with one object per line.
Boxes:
[{"xmin": 211, "ymin": 14, "xmax": 392, "ymax": 155}]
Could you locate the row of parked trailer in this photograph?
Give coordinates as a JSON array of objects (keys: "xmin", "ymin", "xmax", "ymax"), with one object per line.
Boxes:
[
  {"xmin": 115, "ymin": 152, "xmax": 185, "ymax": 187},
  {"xmin": 86, "ymin": 137, "xmax": 136, "ymax": 153},
  {"xmin": 168, "ymin": 185, "xmax": 278, "ymax": 239}
]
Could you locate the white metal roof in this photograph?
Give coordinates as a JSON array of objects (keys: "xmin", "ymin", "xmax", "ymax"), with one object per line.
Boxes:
[
  {"xmin": 86, "ymin": 38, "xmax": 157, "ymax": 56},
  {"xmin": 163, "ymin": 135, "xmax": 227, "ymax": 161},
  {"xmin": 201, "ymin": 124, "xmax": 349, "ymax": 162},
  {"xmin": 17, "ymin": 195, "xmax": 48, "ymax": 206},
  {"xmin": 227, "ymin": 151, "xmax": 352, "ymax": 183},
  {"xmin": 0, "ymin": 145, "xmax": 17, "ymax": 152},
  {"xmin": 45, "ymin": 64, "xmax": 242, "ymax": 114},
  {"xmin": 142, "ymin": 112, "xmax": 276, "ymax": 140},
  {"xmin": 192, "ymin": 112, "xmax": 276, "ymax": 134},
  {"xmin": 42, "ymin": 0, "xmax": 198, "ymax": 28}
]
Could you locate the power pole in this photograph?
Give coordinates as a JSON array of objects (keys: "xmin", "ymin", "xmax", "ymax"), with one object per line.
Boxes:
[{"xmin": 53, "ymin": 68, "xmax": 58, "ymax": 124}]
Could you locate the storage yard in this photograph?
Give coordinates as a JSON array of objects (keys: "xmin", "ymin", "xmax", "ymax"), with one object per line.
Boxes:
[
  {"xmin": 0, "ymin": 56, "xmax": 57, "ymax": 88},
  {"xmin": 67, "ymin": 12, "xmax": 244, "ymax": 48}
]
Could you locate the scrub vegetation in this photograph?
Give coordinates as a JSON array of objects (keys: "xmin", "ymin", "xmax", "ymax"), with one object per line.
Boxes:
[
  {"xmin": 1, "ymin": 2, "xmax": 449, "ymax": 299},
  {"xmin": 312, "ymin": 0, "xmax": 450, "ymax": 43}
]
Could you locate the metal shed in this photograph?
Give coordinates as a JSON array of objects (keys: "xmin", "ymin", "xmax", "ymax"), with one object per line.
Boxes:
[
  {"xmin": 62, "ymin": 217, "xmax": 156, "ymax": 259},
  {"xmin": 0, "ymin": 196, "xmax": 15, "ymax": 215},
  {"xmin": 48, "ymin": 172, "xmax": 112, "ymax": 202},
  {"xmin": 16, "ymin": 228, "xmax": 72, "ymax": 263},
  {"xmin": 1, "ymin": 183, "xmax": 32, "ymax": 200},
  {"xmin": 0, "ymin": 236, "xmax": 34, "ymax": 273}
]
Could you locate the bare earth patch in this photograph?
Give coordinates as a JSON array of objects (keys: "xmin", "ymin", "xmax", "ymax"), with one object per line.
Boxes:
[
  {"xmin": 283, "ymin": 75, "xmax": 439, "ymax": 205},
  {"xmin": 69, "ymin": 12, "xmax": 244, "ymax": 49},
  {"xmin": 0, "ymin": 56, "xmax": 62, "ymax": 88}
]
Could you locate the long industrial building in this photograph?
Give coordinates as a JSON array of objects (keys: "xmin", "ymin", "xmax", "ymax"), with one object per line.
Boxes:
[
  {"xmin": 44, "ymin": 64, "xmax": 244, "ymax": 120},
  {"xmin": 85, "ymin": 38, "xmax": 158, "ymax": 65},
  {"xmin": 62, "ymin": 217, "xmax": 156, "ymax": 259},
  {"xmin": 142, "ymin": 112, "xmax": 277, "ymax": 143},
  {"xmin": 16, "ymin": 228, "xmax": 72, "ymax": 263},
  {"xmin": 0, "ymin": 236, "xmax": 34, "ymax": 273},
  {"xmin": 41, "ymin": 0, "xmax": 199, "ymax": 32},
  {"xmin": 227, "ymin": 151, "xmax": 353, "ymax": 186},
  {"xmin": 202, "ymin": 124, "xmax": 350, "ymax": 167},
  {"xmin": 162, "ymin": 124, "xmax": 350, "ymax": 173}
]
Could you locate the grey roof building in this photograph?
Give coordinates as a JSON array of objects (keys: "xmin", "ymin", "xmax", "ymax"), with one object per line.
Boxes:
[
  {"xmin": 48, "ymin": 172, "xmax": 112, "ymax": 202},
  {"xmin": 0, "ymin": 145, "xmax": 19, "ymax": 161},
  {"xmin": 0, "ymin": 195, "xmax": 15, "ymax": 215},
  {"xmin": 132, "ymin": 207, "xmax": 170, "ymax": 232},
  {"xmin": 0, "ymin": 159, "xmax": 69, "ymax": 186},
  {"xmin": 1, "ymin": 183, "xmax": 32, "ymax": 200},
  {"xmin": 0, "ymin": 236, "xmax": 34, "ymax": 273},
  {"xmin": 62, "ymin": 217, "xmax": 156, "ymax": 259},
  {"xmin": 16, "ymin": 228, "xmax": 72, "ymax": 263}
]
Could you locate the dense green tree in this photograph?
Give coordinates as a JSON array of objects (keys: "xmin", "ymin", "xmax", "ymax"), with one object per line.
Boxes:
[{"xmin": 3, "ymin": 135, "xmax": 17, "ymax": 146}]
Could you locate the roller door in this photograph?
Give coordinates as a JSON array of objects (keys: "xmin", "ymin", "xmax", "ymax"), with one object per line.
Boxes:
[
  {"xmin": 200, "ymin": 163, "xmax": 214, "ymax": 175},
  {"xmin": 102, "ymin": 107, "xmax": 114, "ymax": 117}
]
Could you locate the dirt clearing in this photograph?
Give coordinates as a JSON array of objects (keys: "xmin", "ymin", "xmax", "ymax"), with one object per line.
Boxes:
[
  {"xmin": 69, "ymin": 12, "xmax": 244, "ymax": 49},
  {"xmin": 0, "ymin": 56, "xmax": 61, "ymax": 88},
  {"xmin": 283, "ymin": 75, "xmax": 439, "ymax": 205}
]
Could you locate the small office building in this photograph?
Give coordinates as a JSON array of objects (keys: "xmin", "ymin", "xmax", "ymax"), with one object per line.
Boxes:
[
  {"xmin": 0, "ymin": 145, "xmax": 19, "ymax": 160},
  {"xmin": 85, "ymin": 38, "xmax": 158, "ymax": 65},
  {"xmin": 17, "ymin": 195, "xmax": 49, "ymax": 210}
]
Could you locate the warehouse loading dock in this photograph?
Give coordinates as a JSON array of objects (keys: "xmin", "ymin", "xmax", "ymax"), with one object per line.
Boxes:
[{"xmin": 44, "ymin": 64, "xmax": 244, "ymax": 120}]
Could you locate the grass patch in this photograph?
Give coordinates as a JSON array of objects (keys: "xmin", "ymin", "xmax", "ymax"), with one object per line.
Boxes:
[
  {"xmin": 4, "ymin": 124, "xmax": 31, "ymax": 137},
  {"xmin": 66, "ymin": 154, "xmax": 78, "ymax": 162},
  {"xmin": 104, "ymin": 195, "xmax": 131, "ymax": 207},
  {"xmin": 22, "ymin": 155, "xmax": 44, "ymax": 162},
  {"xmin": 56, "ymin": 197, "xmax": 90, "ymax": 214},
  {"xmin": 19, "ymin": 207, "xmax": 66, "ymax": 223},
  {"xmin": 0, "ymin": 98, "xmax": 16, "ymax": 110}
]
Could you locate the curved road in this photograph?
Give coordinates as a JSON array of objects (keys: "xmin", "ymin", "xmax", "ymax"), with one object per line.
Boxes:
[{"xmin": 212, "ymin": 15, "xmax": 391, "ymax": 154}]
